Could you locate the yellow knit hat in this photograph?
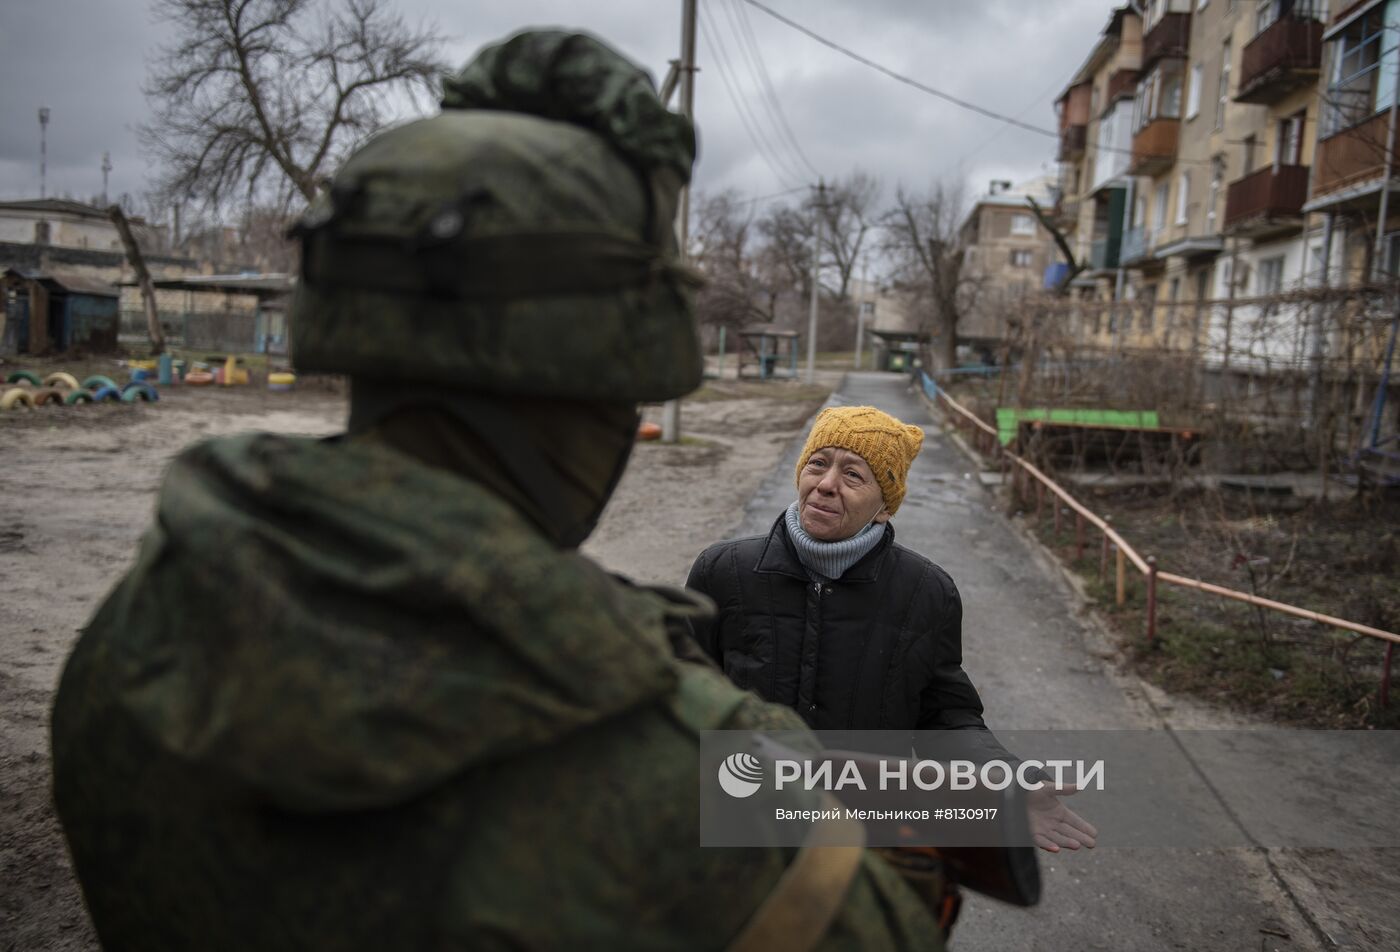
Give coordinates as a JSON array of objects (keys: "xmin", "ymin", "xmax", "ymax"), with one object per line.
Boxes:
[{"xmin": 794, "ymin": 406, "xmax": 925, "ymax": 515}]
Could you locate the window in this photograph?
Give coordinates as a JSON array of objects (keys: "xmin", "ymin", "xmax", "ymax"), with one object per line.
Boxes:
[
  {"xmin": 1011, "ymin": 213, "xmax": 1035, "ymax": 236},
  {"xmin": 1215, "ymin": 39, "xmax": 1231, "ymax": 131},
  {"xmin": 1277, "ymin": 111, "xmax": 1304, "ymax": 165},
  {"xmin": 1134, "ymin": 61, "xmax": 1184, "ymax": 132},
  {"xmin": 1323, "ymin": 8, "xmax": 1389, "ymax": 136},
  {"xmin": 1153, "ymin": 182, "xmax": 1170, "ymax": 235},
  {"xmin": 1010, "ymin": 249, "xmax": 1034, "ymax": 268},
  {"xmin": 34, "ymin": 221, "xmax": 50, "ymax": 245},
  {"xmin": 1187, "ymin": 63, "xmax": 1203, "ymax": 119},
  {"xmin": 1176, "ymin": 171, "xmax": 1191, "ymax": 225},
  {"xmin": 1243, "ymin": 134, "xmax": 1257, "ymax": 175},
  {"xmin": 1141, "ymin": 283, "xmax": 1158, "ymax": 334},
  {"xmin": 1257, "ymin": 255, "xmax": 1285, "ymax": 295},
  {"xmin": 1207, "ymin": 156, "xmax": 1223, "ymax": 231}
]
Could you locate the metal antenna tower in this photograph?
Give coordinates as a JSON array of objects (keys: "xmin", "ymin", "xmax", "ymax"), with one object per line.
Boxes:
[{"xmin": 38, "ymin": 107, "xmax": 50, "ymax": 199}]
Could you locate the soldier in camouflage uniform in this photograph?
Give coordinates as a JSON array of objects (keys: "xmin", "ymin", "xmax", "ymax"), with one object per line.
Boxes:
[{"xmin": 51, "ymin": 31, "xmax": 949, "ymax": 951}]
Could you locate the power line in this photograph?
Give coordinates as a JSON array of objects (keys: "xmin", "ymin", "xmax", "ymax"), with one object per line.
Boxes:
[
  {"xmin": 699, "ymin": 1, "xmax": 805, "ymax": 188},
  {"xmin": 723, "ymin": 0, "xmax": 822, "ymax": 181},
  {"xmin": 740, "ymin": 0, "xmax": 1061, "ymax": 139},
  {"xmin": 740, "ymin": 0, "xmax": 1223, "ymax": 170}
]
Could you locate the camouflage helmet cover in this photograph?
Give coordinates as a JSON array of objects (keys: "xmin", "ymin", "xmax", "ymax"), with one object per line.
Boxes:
[{"xmin": 289, "ymin": 31, "xmax": 703, "ymax": 402}]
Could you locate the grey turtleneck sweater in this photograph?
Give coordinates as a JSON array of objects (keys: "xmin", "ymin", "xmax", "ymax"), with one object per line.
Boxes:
[{"xmin": 783, "ymin": 501, "xmax": 887, "ymax": 582}]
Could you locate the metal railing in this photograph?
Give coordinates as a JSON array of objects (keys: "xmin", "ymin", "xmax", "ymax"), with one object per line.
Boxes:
[{"xmin": 919, "ymin": 372, "xmax": 1400, "ymax": 707}]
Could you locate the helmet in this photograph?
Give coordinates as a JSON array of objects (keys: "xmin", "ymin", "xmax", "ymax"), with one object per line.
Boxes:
[{"xmin": 289, "ymin": 30, "xmax": 703, "ymax": 402}]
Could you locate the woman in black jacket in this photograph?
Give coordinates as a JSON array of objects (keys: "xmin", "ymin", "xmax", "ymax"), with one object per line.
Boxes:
[{"xmin": 686, "ymin": 405, "xmax": 1096, "ymax": 853}]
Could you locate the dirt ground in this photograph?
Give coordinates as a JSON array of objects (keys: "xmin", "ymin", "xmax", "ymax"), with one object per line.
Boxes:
[{"xmin": 0, "ymin": 365, "xmax": 829, "ymax": 950}]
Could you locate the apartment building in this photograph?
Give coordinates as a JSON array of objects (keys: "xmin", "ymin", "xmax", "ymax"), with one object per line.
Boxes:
[
  {"xmin": 1056, "ymin": 0, "xmax": 1342, "ymax": 374},
  {"xmin": 1054, "ymin": 5, "xmax": 1142, "ymax": 299},
  {"xmin": 958, "ymin": 177, "xmax": 1061, "ymax": 348}
]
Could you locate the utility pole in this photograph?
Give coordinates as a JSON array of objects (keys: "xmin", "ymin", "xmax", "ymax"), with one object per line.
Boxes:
[
  {"xmin": 663, "ymin": 0, "xmax": 698, "ymax": 443},
  {"xmin": 806, "ymin": 180, "xmax": 825, "ymax": 384},
  {"xmin": 855, "ymin": 252, "xmax": 869, "ymax": 369},
  {"xmin": 38, "ymin": 107, "xmax": 50, "ymax": 199},
  {"xmin": 101, "ymin": 152, "xmax": 112, "ymax": 207}
]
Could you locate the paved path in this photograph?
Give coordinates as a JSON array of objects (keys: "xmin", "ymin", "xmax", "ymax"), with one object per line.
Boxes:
[{"xmin": 732, "ymin": 372, "xmax": 1354, "ymax": 952}]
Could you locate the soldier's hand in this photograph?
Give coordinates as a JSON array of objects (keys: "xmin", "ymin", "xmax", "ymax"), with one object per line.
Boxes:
[{"xmin": 1026, "ymin": 782, "xmax": 1098, "ymax": 853}]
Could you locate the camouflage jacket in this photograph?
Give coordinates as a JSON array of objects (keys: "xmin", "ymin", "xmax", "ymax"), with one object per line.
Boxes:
[{"xmin": 52, "ymin": 434, "xmax": 944, "ymax": 951}]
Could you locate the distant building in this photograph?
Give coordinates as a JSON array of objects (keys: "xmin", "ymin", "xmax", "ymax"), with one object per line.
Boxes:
[
  {"xmin": 958, "ymin": 176, "xmax": 1062, "ymax": 350},
  {"xmin": 0, "ymin": 199, "xmax": 163, "ymax": 253}
]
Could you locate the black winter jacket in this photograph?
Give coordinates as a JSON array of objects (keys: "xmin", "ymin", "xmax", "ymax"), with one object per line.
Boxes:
[{"xmin": 686, "ymin": 516, "xmax": 1009, "ymax": 757}]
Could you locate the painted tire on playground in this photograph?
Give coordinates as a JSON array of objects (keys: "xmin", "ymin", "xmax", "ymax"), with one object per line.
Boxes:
[
  {"xmin": 184, "ymin": 371, "xmax": 214, "ymax": 387},
  {"xmin": 637, "ymin": 422, "xmax": 663, "ymax": 441},
  {"xmin": 43, "ymin": 372, "xmax": 81, "ymax": 390},
  {"xmin": 121, "ymin": 382, "xmax": 159, "ymax": 403},
  {"xmin": 6, "ymin": 371, "xmax": 41, "ymax": 387},
  {"xmin": 89, "ymin": 386, "xmax": 123, "ymax": 403},
  {"xmin": 130, "ymin": 368, "xmax": 152, "ymax": 383},
  {"xmin": 268, "ymin": 372, "xmax": 296, "ymax": 386},
  {"xmin": 1, "ymin": 388, "xmax": 36, "ymax": 410},
  {"xmin": 63, "ymin": 389, "xmax": 95, "ymax": 406},
  {"xmin": 82, "ymin": 375, "xmax": 119, "ymax": 392},
  {"xmin": 31, "ymin": 387, "xmax": 65, "ymax": 407}
]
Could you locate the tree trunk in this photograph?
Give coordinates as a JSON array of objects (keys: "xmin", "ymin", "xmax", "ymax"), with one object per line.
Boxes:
[{"xmin": 109, "ymin": 205, "xmax": 165, "ymax": 355}]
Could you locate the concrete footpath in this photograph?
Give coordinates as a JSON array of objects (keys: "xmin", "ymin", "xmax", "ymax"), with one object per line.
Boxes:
[{"xmin": 733, "ymin": 371, "xmax": 1397, "ymax": 952}]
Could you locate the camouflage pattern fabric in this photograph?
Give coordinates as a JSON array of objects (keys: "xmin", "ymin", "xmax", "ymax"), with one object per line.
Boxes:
[{"xmin": 52, "ymin": 434, "xmax": 946, "ymax": 951}]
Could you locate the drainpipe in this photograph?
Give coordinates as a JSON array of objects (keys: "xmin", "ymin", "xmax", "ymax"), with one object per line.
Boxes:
[
  {"xmin": 1308, "ymin": 211, "xmax": 1334, "ymax": 429},
  {"xmin": 1114, "ymin": 175, "xmax": 1136, "ymax": 354}
]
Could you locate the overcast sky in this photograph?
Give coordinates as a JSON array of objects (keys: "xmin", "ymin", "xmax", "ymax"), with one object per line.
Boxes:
[{"xmin": 0, "ymin": 0, "xmax": 1113, "ymax": 217}]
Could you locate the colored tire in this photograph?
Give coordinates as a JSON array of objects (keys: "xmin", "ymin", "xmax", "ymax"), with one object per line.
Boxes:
[
  {"xmin": 121, "ymin": 382, "xmax": 159, "ymax": 403},
  {"xmin": 184, "ymin": 371, "xmax": 214, "ymax": 387},
  {"xmin": 82, "ymin": 375, "xmax": 119, "ymax": 392},
  {"xmin": 130, "ymin": 368, "xmax": 152, "ymax": 383},
  {"xmin": 90, "ymin": 386, "xmax": 122, "ymax": 403},
  {"xmin": 43, "ymin": 372, "xmax": 81, "ymax": 390},
  {"xmin": 32, "ymin": 387, "xmax": 65, "ymax": 407},
  {"xmin": 637, "ymin": 422, "xmax": 663, "ymax": 441},
  {"xmin": 1, "ymin": 388, "xmax": 36, "ymax": 410},
  {"xmin": 6, "ymin": 370, "xmax": 41, "ymax": 386},
  {"xmin": 63, "ymin": 389, "xmax": 95, "ymax": 405}
]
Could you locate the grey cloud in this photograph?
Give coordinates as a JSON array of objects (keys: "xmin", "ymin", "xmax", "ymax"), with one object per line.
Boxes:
[{"xmin": 0, "ymin": 0, "xmax": 1116, "ymax": 211}]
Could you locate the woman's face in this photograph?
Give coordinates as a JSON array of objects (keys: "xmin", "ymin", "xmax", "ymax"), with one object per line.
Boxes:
[{"xmin": 797, "ymin": 446, "xmax": 889, "ymax": 542}]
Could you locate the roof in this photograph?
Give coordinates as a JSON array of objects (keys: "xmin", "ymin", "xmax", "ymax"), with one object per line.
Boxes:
[
  {"xmin": 1, "ymin": 267, "xmax": 120, "ymax": 297},
  {"xmin": 740, "ymin": 323, "xmax": 798, "ymax": 338},
  {"xmin": 139, "ymin": 273, "xmax": 295, "ymax": 296},
  {"xmin": 0, "ymin": 198, "xmax": 114, "ymax": 220}
]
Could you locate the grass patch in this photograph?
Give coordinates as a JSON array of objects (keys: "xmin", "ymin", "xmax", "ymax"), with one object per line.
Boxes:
[{"xmin": 1017, "ymin": 492, "xmax": 1400, "ymax": 728}]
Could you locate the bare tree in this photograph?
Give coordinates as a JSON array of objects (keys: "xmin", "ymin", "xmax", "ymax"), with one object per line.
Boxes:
[
  {"xmin": 883, "ymin": 182, "xmax": 979, "ymax": 370},
  {"xmin": 142, "ymin": 0, "xmax": 446, "ymax": 211},
  {"xmin": 692, "ymin": 191, "xmax": 777, "ymax": 329},
  {"xmin": 814, "ymin": 171, "xmax": 880, "ymax": 300}
]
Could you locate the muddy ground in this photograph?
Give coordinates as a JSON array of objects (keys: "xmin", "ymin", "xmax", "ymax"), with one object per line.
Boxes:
[{"xmin": 0, "ymin": 365, "xmax": 830, "ymax": 950}]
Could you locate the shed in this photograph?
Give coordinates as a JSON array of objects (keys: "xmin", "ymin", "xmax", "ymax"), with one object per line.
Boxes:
[
  {"xmin": 736, "ymin": 324, "xmax": 800, "ymax": 380},
  {"xmin": 868, "ymin": 329, "xmax": 930, "ymax": 372},
  {"xmin": 0, "ymin": 268, "xmax": 120, "ymax": 355}
]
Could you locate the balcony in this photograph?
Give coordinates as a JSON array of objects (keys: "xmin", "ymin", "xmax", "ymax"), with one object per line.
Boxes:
[
  {"xmin": 1130, "ymin": 117, "xmax": 1180, "ymax": 176},
  {"xmin": 1090, "ymin": 236, "xmax": 1120, "ymax": 270},
  {"xmin": 1120, "ymin": 227, "xmax": 1148, "ymax": 265},
  {"xmin": 1142, "ymin": 12, "xmax": 1191, "ymax": 70},
  {"xmin": 1236, "ymin": 16, "xmax": 1323, "ymax": 103},
  {"xmin": 1313, "ymin": 112, "xmax": 1390, "ymax": 199},
  {"xmin": 1105, "ymin": 68, "xmax": 1140, "ymax": 106},
  {"xmin": 1224, "ymin": 164, "xmax": 1310, "ymax": 235},
  {"xmin": 1058, "ymin": 124, "xmax": 1087, "ymax": 161}
]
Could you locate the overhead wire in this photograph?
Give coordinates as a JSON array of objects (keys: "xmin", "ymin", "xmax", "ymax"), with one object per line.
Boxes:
[
  {"xmin": 722, "ymin": 0, "xmax": 823, "ymax": 181},
  {"xmin": 699, "ymin": 0, "xmax": 806, "ymax": 189},
  {"xmin": 740, "ymin": 0, "xmax": 1223, "ymax": 170}
]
